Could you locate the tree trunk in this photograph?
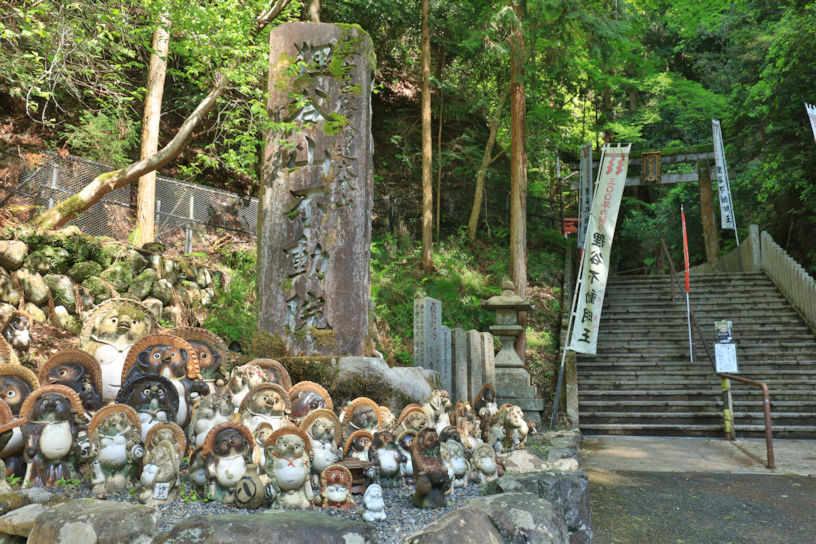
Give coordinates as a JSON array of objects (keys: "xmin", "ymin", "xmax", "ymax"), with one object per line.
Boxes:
[
  {"xmin": 308, "ymin": 0, "xmax": 320, "ymax": 22},
  {"xmin": 467, "ymin": 85, "xmax": 509, "ymax": 241},
  {"xmin": 134, "ymin": 14, "xmax": 171, "ymax": 247},
  {"xmin": 420, "ymin": 0, "xmax": 433, "ymax": 271},
  {"xmin": 435, "ymin": 53, "xmax": 444, "ymax": 239},
  {"xmin": 29, "ymin": 0, "xmax": 292, "ymax": 231},
  {"xmin": 697, "ymin": 159, "xmax": 720, "ymax": 268},
  {"xmin": 509, "ymin": 0, "xmax": 527, "ymax": 361}
]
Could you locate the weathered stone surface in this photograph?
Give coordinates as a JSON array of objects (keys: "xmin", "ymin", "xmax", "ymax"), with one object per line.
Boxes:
[
  {"xmin": 0, "ymin": 269, "xmax": 20, "ymax": 307},
  {"xmin": 480, "ymin": 332, "xmax": 496, "ymax": 387},
  {"xmin": 337, "ymin": 357, "xmax": 433, "ymax": 404},
  {"xmin": 141, "ymin": 297, "xmax": 163, "ymax": 322},
  {"xmin": 452, "ymin": 328, "xmax": 468, "ymax": 401},
  {"xmin": 0, "ymin": 533, "xmax": 26, "ymax": 543},
  {"xmin": 467, "ymin": 329, "xmax": 483, "ymax": 400},
  {"xmin": 176, "ymin": 261, "xmax": 196, "ymax": 281},
  {"xmin": 24, "ymin": 246, "xmax": 70, "ymax": 275},
  {"xmin": 161, "ymin": 305, "xmax": 184, "ymax": 328},
  {"xmin": 179, "ymin": 281, "xmax": 201, "ymax": 308},
  {"xmin": 159, "ymin": 258, "xmax": 178, "ymax": 284},
  {"xmin": 413, "ymin": 297, "xmax": 441, "ymax": 369},
  {"xmin": 0, "ymin": 493, "xmax": 30, "ymax": 516},
  {"xmin": 17, "ymin": 488, "xmax": 52, "ymax": 504},
  {"xmin": 401, "ymin": 505, "xmax": 505, "ymax": 544},
  {"xmin": 196, "ymin": 267, "xmax": 212, "ymax": 288},
  {"xmin": 68, "ymin": 260, "xmax": 102, "ymax": 283},
  {"xmin": 0, "ymin": 503, "xmax": 46, "ymax": 537},
  {"xmin": 0, "ymin": 241, "xmax": 28, "ymax": 271},
  {"xmin": 83, "ymin": 276, "xmax": 112, "ymax": 303},
  {"xmin": 542, "ymin": 430, "xmax": 583, "ymax": 452},
  {"xmin": 16, "ymin": 267, "xmax": 49, "ymax": 305},
  {"xmin": 0, "ymin": 304, "xmax": 14, "ymax": 328},
  {"xmin": 258, "ymin": 22, "xmax": 375, "ymax": 357},
  {"xmin": 485, "ymin": 471, "xmax": 592, "ymax": 544},
  {"xmin": 467, "ymin": 493, "xmax": 569, "ymax": 544},
  {"xmin": 23, "ymin": 303, "xmax": 46, "ymax": 323},
  {"xmin": 130, "ymin": 268, "xmax": 157, "ymax": 300},
  {"xmin": 100, "ymin": 262, "xmax": 132, "ymax": 292},
  {"xmin": 150, "ymin": 278, "xmax": 174, "ymax": 305},
  {"xmin": 500, "ymin": 451, "xmax": 580, "ymax": 475},
  {"xmin": 440, "ymin": 325, "xmax": 452, "ymax": 394},
  {"xmin": 27, "ymin": 499, "xmax": 157, "ymax": 544},
  {"xmin": 44, "ymin": 274, "xmax": 76, "ymax": 312},
  {"xmin": 157, "ymin": 511, "xmax": 374, "ymax": 544}
]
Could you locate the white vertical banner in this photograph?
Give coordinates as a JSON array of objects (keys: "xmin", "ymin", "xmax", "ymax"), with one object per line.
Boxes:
[
  {"xmin": 712, "ymin": 119, "xmax": 736, "ymax": 232},
  {"xmin": 568, "ymin": 143, "xmax": 631, "ymax": 355},
  {"xmin": 806, "ymin": 103, "xmax": 816, "ymax": 144},
  {"xmin": 577, "ymin": 143, "xmax": 593, "ymax": 248}
]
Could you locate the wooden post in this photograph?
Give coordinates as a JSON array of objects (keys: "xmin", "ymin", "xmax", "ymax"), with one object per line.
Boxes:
[{"xmin": 697, "ymin": 159, "xmax": 719, "ymax": 268}]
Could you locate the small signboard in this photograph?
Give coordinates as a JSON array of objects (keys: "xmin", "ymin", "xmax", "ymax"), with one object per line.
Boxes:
[
  {"xmin": 153, "ymin": 482, "xmax": 170, "ymax": 500},
  {"xmin": 715, "ymin": 343, "xmax": 739, "ymax": 373},
  {"xmin": 715, "ymin": 320, "xmax": 733, "ymax": 344}
]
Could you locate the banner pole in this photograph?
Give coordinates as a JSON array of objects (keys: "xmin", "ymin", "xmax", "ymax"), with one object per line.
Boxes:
[{"xmin": 550, "ymin": 216, "xmax": 592, "ymax": 429}]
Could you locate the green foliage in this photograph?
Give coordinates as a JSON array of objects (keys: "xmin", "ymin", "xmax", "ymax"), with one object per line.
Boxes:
[
  {"xmin": 59, "ymin": 110, "xmax": 139, "ymax": 168},
  {"xmin": 203, "ymin": 246, "xmax": 257, "ymax": 347}
]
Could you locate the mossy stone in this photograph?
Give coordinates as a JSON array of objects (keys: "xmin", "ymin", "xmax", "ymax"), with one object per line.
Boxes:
[
  {"xmin": 68, "ymin": 261, "xmax": 102, "ymax": 283},
  {"xmin": 100, "ymin": 262, "xmax": 131, "ymax": 292},
  {"xmin": 59, "ymin": 234, "xmax": 109, "ymax": 267},
  {"xmin": 43, "ymin": 274, "xmax": 77, "ymax": 312},
  {"xmin": 82, "ymin": 277, "xmax": 112, "ymax": 303},
  {"xmin": 130, "ymin": 268, "xmax": 157, "ymax": 300},
  {"xmin": 178, "ymin": 281, "xmax": 201, "ymax": 309},
  {"xmin": 24, "ymin": 246, "xmax": 71, "ymax": 275},
  {"xmin": 150, "ymin": 279, "xmax": 174, "ymax": 305}
]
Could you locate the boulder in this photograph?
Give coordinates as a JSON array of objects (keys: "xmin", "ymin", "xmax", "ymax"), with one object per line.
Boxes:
[
  {"xmin": 401, "ymin": 506, "xmax": 505, "ymax": 544},
  {"xmin": 24, "ymin": 246, "xmax": 71, "ymax": 275},
  {"xmin": 52, "ymin": 306, "xmax": 79, "ymax": 332},
  {"xmin": 178, "ymin": 281, "xmax": 201, "ymax": 308},
  {"xmin": 0, "ymin": 241, "xmax": 28, "ymax": 271},
  {"xmin": 485, "ymin": 471, "xmax": 592, "ymax": 544},
  {"xmin": 150, "ymin": 279, "xmax": 174, "ymax": 305},
  {"xmin": 0, "ymin": 534, "xmax": 25, "ymax": 543},
  {"xmin": 100, "ymin": 262, "xmax": 132, "ymax": 293},
  {"xmin": 0, "ymin": 270, "xmax": 20, "ymax": 307},
  {"xmin": 0, "ymin": 493, "xmax": 30, "ymax": 516},
  {"xmin": 43, "ymin": 274, "xmax": 76, "ymax": 313},
  {"xmin": 160, "ymin": 259, "xmax": 177, "ymax": 284},
  {"xmin": 68, "ymin": 261, "xmax": 102, "ymax": 283},
  {"xmin": 336, "ymin": 357, "xmax": 435, "ymax": 404},
  {"xmin": 0, "ymin": 503, "xmax": 46, "ymax": 537},
  {"xmin": 161, "ymin": 305, "xmax": 184, "ymax": 328},
  {"xmin": 156, "ymin": 511, "xmax": 374, "ymax": 544},
  {"xmin": 500, "ymin": 450, "xmax": 580, "ymax": 474},
  {"xmin": 0, "ymin": 304, "xmax": 15, "ymax": 328},
  {"xmin": 130, "ymin": 269, "xmax": 157, "ymax": 300},
  {"xmin": 16, "ymin": 268, "xmax": 49, "ymax": 305},
  {"xmin": 27, "ymin": 499, "xmax": 157, "ymax": 544},
  {"xmin": 23, "ymin": 303, "xmax": 46, "ymax": 323},
  {"xmin": 141, "ymin": 297, "xmax": 163, "ymax": 322},
  {"xmin": 126, "ymin": 250, "xmax": 148, "ymax": 276},
  {"xmin": 196, "ymin": 267, "xmax": 212, "ymax": 288},
  {"xmin": 83, "ymin": 277, "xmax": 112, "ymax": 303},
  {"xmin": 466, "ymin": 493, "xmax": 569, "ymax": 544},
  {"xmin": 176, "ymin": 261, "xmax": 196, "ymax": 281}
]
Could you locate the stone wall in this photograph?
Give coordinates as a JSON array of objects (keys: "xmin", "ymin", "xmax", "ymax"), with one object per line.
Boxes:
[{"xmin": 0, "ymin": 226, "xmax": 220, "ymax": 333}]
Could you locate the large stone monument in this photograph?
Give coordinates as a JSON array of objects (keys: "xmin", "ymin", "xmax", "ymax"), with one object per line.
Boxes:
[
  {"xmin": 258, "ymin": 23, "xmax": 375, "ymax": 356},
  {"xmin": 413, "ymin": 297, "xmax": 452, "ymax": 393}
]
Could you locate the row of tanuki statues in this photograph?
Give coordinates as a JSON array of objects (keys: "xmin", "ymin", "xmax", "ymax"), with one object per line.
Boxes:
[{"xmin": 0, "ymin": 299, "xmax": 531, "ymax": 517}]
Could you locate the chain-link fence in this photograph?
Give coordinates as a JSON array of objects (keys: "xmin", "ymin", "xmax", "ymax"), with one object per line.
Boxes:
[{"xmin": 0, "ymin": 151, "xmax": 257, "ymax": 252}]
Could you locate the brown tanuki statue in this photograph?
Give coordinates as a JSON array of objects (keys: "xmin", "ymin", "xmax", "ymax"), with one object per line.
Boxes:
[{"xmin": 410, "ymin": 428, "xmax": 450, "ymax": 508}]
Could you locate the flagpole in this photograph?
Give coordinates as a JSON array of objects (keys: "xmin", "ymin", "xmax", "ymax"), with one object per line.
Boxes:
[{"xmin": 681, "ymin": 205, "xmax": 693, "ymax": 363}]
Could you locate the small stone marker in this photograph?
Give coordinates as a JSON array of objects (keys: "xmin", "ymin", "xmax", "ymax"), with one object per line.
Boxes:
[
  {"xmin": 480, "ymin": 332, "xmax": 496, "ymax": 386},
  {"xmin": 440, "ymin": 325, "xmax": 452, "ymax": 393},
  {"xmin": 257, "ymin": 22, "xmax": 375, "ymax": 356},
  {"xmin": 467, "ymin": 329, "xmax": 483, "ymax": 401},
  {"xmin": 413, "ymin": 297, "xmax": 442, "ymax": 369},
  {"xmin": 452, "ymin": 328, "xmax": 468, "ymax": 401}
]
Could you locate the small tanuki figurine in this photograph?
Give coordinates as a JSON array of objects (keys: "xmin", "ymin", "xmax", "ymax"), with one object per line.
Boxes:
[
  {"xmin": 88, "ymin": 404, "xmax": 144, "ymax": 496},
  {"xmin": 140, "ymin": 424, "xmax": 186, "ymax": 506},
  {"xmin": 394, "ymin": 404, "xmax": 427, "ymax": 436},
  {"xmin": 456, "ymin": 409, "xmax": 482, "ymax": 453},
  {"xmin": 116, "ymin": 374, "xmax": 179, "ymax": 441},
  {"xmin": 39, "ymin": 349, "xmax": 104, "ymax": 414},
  {"xmin": 471, "ymin": 443, "xmax": 499, "ymax": 485},
  {"xmin": 411, "ymin": 428, "xmax": 451, "ymax": 508},
  {"xmin": 473, "ymin": 384, "xmax": 498, "ymax": 442},
  {"xmin": 340, "ymin": 397, "xmax": 381, "ymax": 440},
  {"xmin": 121, "ymin": 334, "xmax": 210, "ymax": 427},
  {"xmin": 265, "ymin": 426, "xmax": 313, "ymax": 509},
  {"xmin": 344, "ymin": 430, "xmax": 374, "ymax": 462},
  {"xmin": 79, "ymin": 298, "xmax": 157, "ymax": 402},
  {"xmin": 251, "ymin": 358, "xmax": 293, "ymax": 390},
  {"xmin": 496, "ymin": 403, "xmax": 529, "ymax": 450},
  {"xmin": 167, "ymin": 327, "xmax": 229, "ymax": 388},
  {"xmin": 288, "ymin": 381, "xmax": 331, "ymax": 425},
  {"xmin": 239, "ymin": 383, "xmax": 291, "ymax": 434},
  {"xmin": 299, "ymin": 409, "xmax": 341, "ymax": 486},
  {"xmin": 362, "ymin": 483, "xmax": 386, "ymax": 522},
  {"xmin": 440, "ymin": 439, "xmax": 470, "ymax": 490},
  {"xmin": 397, "ymin": 430, "xmax": 416, "ymax": 484},
  {"xmin": 188, "ymin": 387, "xmax": 233, "ymax": 449},
  {"xmin": 227, "ymin": 364, "xmax": 267, "ymax": 410},
  {"xmin": 203, "ymin": 422, "xmax": 256, "ymax": 505},
  {"xmin": 368, "ymin": 431, "xmax": 403, "ymax": 487},
  {"xmin": 318, "ymin": 464, "xmax": 355, "ymax": 510},
  {"xmin": 422, "ymin": 389, "xmax": 452, "ymax": 433},
  {"xmin": 1, "ymin": 310, "xmax": 31, "ymax": 361},
  {"xmin": 20, "ymin": 385, "xmax": 85, "ymax": 488}
]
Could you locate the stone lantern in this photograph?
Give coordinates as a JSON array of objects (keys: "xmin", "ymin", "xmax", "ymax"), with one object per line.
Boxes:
[{"xmin": 482, "ymin": 281, "xmax": 544, "ymax": 421}]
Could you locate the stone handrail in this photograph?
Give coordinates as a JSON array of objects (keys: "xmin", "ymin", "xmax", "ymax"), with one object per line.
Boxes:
[{"xmin": 761, "ymin": 231, "xmax": 816, "ymax": 332}]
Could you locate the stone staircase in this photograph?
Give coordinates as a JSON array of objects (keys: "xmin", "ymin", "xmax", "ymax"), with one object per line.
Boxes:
[{"xmin": 577, "ymin": 272, "xmax": 816, "ymax": 438}]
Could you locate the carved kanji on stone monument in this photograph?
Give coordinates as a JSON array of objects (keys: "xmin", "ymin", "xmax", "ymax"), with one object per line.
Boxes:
[{"xmin": 258, "ymin": 23, "xmax": 374, "ymax": 356}]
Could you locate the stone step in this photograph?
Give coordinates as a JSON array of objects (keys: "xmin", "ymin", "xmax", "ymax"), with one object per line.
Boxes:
[
  {"xmin": 579, "ymin": 410, "xmax": 813, "ymax": 425},
  {"xmin": 577, "ymin": 389, "xmax": 814, "ymax": 403},
  {"xmin": 579, "ymin": 399, "xmax": 816, "ymax": 411},
  {"xmin": 579, "ymin": 422, "xmax": 816, "ymax": 438},
  {"xmin": 498, "ymin": 397, "xmax": 546, "ymax": 412}
]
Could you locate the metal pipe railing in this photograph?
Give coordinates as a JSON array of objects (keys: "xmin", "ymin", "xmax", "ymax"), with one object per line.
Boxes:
[{"xmin": 658, "ymin": 239, "xmax": 776, "ymax": 469}]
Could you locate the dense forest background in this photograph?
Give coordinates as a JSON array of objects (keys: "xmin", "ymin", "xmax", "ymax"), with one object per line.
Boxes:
[{"xmin": 1, "ymin": 0, "xmax": 815, "ymax": 272}]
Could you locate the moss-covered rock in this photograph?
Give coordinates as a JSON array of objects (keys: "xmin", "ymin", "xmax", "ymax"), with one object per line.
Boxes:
[
  {"xmin": 0, "ymin": 268, "xmax": 21, "ymax": 306},
  {"xmin": 24, "ymin": 246, "xmax": 71, "ymax": 275},
  {"xmin": 59, "ymin": 234, "xmax": 109, "ymax": 267},
  {"xmin": 150, "ymin": 278, "xmax": 174, "ymax": 305},
  {"xmin": 82, "ymin": 277, "xmax": 112, "ymax": 303},
  {"xmin": 177, "ymin": 261, "xmax": 197, "ymax": 281},
  {"xmin": 178, "ymin": 280, "xmax": 201, "ymax": 309},
  {"xmin": 23, "ymin": 302, "xmax": 46, "ymax": 323},
  {"xmin": 16, "ymin": 267, "xmax": 49, "ymax": 305},
  {"xmin": 43, "ymin": 274, "xmax": 77, "ymax": 313},
  {"xmin": 196, "ymin": 267, "xmax": 212, "ymax": 288},
  {"xmin": 68, "ymin": 260, "xmax": 102, "ymax": 283},
  {"xmin": 0, "ymin": 240, "xmax": 28, "ymax": 270},
  {"xmin": 100, "ymin": 262, "xmax": 131, "ymax": 292},
  {"xmin": 130, "ymin": 268, "xmax": 157, "ymax": 300}
]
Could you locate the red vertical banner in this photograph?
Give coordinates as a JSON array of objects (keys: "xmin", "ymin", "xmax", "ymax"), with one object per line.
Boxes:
[{"xmin": 681, "ymin": 205, "xmax": 690, "ymax": 293}]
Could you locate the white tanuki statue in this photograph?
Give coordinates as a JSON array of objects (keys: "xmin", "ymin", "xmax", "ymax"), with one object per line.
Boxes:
[{"xmin": 362, "ymin": 483, "xmax": 387, "ymax": 522}]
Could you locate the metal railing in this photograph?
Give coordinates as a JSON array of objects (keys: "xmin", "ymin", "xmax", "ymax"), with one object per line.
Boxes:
[{"xmin": 659, "ymin": 239, "xmax": 776, "ymax": 469}]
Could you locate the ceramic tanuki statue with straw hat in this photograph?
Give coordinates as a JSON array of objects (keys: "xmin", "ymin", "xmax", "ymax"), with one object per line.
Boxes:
[
  {"xmin": 318, "ymin": 464, "xmax": 355, "ymax": 509},
  {"xmin": 88, "ymin": 404, "xmax": 143, "ymax": 496},
  {"xmin": 299, "ymin": 408, "xmax": 341, "ymax": 488},
  {"xmin": 167, "ymin": 327, "xmax": 229, "ymax": 389},
  {"xmin": 0, "ymin": 365, "xmax": 39, "ymax": 476},
  {"xmin": 203, "ymin": 422, "xmax": 256, "ymax": 504},
  {"xmin": 20, "ymin": 384, "xmax": 85, "ymax": 487},
  {"xmin": 140, "ymin": 423, "xmax": 186, "ymax": 506},
  {"xmin": 238, "ymin": 383, "xmax": 291, "ymax": 435},
  {"xmin": 0, "ymin": 400, "xmax": 24, "ymax": 492},
  {"xmin": 116, "ymin": 374, "xmax": 179, "ymax": 442},
  {"xmin": 265, "ymin": 426, "xmax": 313, "ymax": 509},
  {"xmin": 288, "ymin": 381, "xmax": 331, "ymax": 425},
  {"xmin": 39, "ymin": 349, "xmax": 104, "ymax": 414}
]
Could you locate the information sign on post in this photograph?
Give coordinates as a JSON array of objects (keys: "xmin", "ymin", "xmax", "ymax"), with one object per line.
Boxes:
[{"xmin": 714, "ymin": 320, "xmax": 738, "ymax": 373}]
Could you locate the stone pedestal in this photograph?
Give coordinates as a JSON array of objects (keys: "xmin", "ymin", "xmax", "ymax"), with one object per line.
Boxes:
[{"xmin": 258, "ymin": 23, "xmax": 375, "ymax": 356}]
